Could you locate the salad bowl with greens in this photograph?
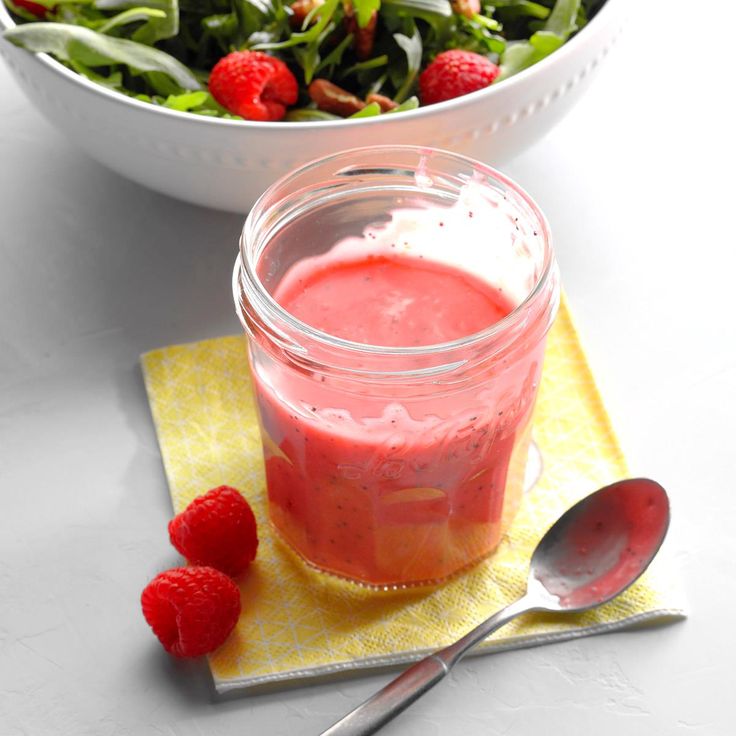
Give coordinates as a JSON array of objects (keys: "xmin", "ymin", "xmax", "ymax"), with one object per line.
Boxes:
[{"xmin": 0, "ymin": 0, "xmax": 623, "ymax": 211}]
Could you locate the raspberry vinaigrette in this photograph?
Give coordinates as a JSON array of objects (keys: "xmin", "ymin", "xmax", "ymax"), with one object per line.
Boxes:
[{"xmin": 235, "ymin": 147, "xmax": 559, "ymax": 587}]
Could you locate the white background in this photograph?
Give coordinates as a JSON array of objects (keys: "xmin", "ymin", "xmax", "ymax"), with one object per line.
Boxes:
[{"xmin": 1, "ymin": 1, "xmax": 734, "ymax": 733}]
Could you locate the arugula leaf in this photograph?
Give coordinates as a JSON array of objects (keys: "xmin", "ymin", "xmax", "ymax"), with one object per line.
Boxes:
[
  {"xmin": 473, "ymin": 14, "xmax": 501, "ymax": 32},
  {"xmin": 242, "ymin": 0, "xmax": 277, "ymax": 16},
  {"xmin": 161, "ymin": 90, "xmax": 209, "ymax": 109},
  {"xmin": 498, "ymin": 0, "xmax": 580, "ymax": 81},
  {"xmin": 284, "ymin": 107, "xmax": 341, "ymax": 120},
  {"xmin": 366, "ymin": 71, "xmax": 387, "ymax": 95},
  {"xmin": 498, "ymin": 30, "xmax": 562, "ymax": 79},
  {"xmin": 352, "ymin": 0, "xmax": 380, "ymax": 27},
  {"xmin": 4, "ymin": 23, "xmax": 201, "ymax": 89},
  {"xmin": 544, "ymin": 0, "xmax": 581, "ymax": 37},
  {"xmin": 349, "ymin": 101, "xmax": 381, "ymax": 117},
  {"xmin": 93, "ymin": 0, "xmax": 179, "ymax": 44},
  {"xmin": 340, "ymin": 53, "xmax": 388, "ymax": 78},
  {"xmin": 315, "ymin": 31, "xmax": 353, "ymax": 76},
  {"xmin": 201, "ymin": 13, "xmax": 239, "ymax": 50},
  {"xmin": 233, "ymin": 0, "xmax": 277, "ymax": 40},
  {"xmin": 69, "ymin": 58, "xmax": 124, "ymax": 89},
  {"xmin": 251, "ymin": 0, "xmax": 339, "ymax": 50},
  {"xmin": 392, "ymin": 25, "xmax": 422, "ymax": 103},
  {"xmin": 491, "ymin": 1, "xmax": 550, "ymax": 22},
  {"xmin": 386, "ymin": 94, "xmax": 418, "ymax": 112},
  {"xmin": 292, "ymin": 19, "xmax": 337, "ymax": 82},
  {"xmin": 457, "ymin": 15, "xmax": 505, "ymax": 55},
  {"xmin": 383, "ymin": 0, "xmax": 451, "ymax": 18},
  {"xmin": 96, "ymin": 8, "xmax": 167, "ymax": 35}
]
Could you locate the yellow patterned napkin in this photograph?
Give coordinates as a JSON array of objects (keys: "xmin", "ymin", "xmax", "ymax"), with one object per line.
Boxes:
[{"xmin": 141, "ymin": 298, "xmax": 685, "ymax": 694}]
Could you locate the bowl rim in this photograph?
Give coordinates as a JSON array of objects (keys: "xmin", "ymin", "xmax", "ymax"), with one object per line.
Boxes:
[{"xmin": 0, "ymin": 0, "xmax": 618, "ymax": 131}]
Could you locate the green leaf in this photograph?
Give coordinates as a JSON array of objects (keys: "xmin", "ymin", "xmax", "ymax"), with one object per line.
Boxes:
[
  {"xmin": 458, "ymin": 15, "xmax": 505, "ymax": 55},
  {"xmin": 544, "ymin": 0, "xmax": 581, "ymax": 39},
  {"xmin": 201, "ymin": 13, "xmax": 236, "ymax": 34},
  {"xmin": 383, "ymin": 0, "xmax": 451, "ymax": 17},
  {"xmin": 386, "ymin": 94, "xmax": 418, "ymax": 112},
  {"xmin": 201, "ymin": 13, "xmax": 240, "ymax": 48},
  {"xmin": 533, "ymin": 29, "xmax": 566, "ymax": 52},
  {"xmin": 292, "ymin": 19, "xmax": 336, "ymax": 83},
  {"xmin": 251, "ymin": 0, "xmax": 339, "ymax": 50},
  {"xmin": 4, "ymin": 23, "xmax": 201, "ymax": 90},
  {"xmin": 497, "ymin": 0, "xmax": 580, "ymax": 81},
  {"xmin": 473, "ymin": 13, "xmax": 501, "ymax": 32},
  {"xmin": 349, "ymin": 101, "xmax": 381, "ymax": 117},
  {"xmin": 93, "ymin": 0, "xmax": 179, "ymax": 44},
  {"xmin": 498, "ymin": 30, "xmax": 562, "ymax": 79},
  {"xmin": 161, "ymin": 90, "xmax": 210, "ymax": 109},
  {"xmin": 292, "ymin": 42, "xmax": 320, "ymax": 83},
  {"xmin": 491, "ymin": 1, "xmax": 550, "ymax": 21},
  {"xmin": 69, "ymin": 58, "xmax": 124, "ymax": 89},
  {"xmin": 284, "ymin": 107, "xmax": 341, "ymax": 121},
  {"xmin": 96, "ymin": 8, "xmax": 167, "ymax": 35},
  {"xmin": 352, "ymin": 0, "xmax": 380, "ymax": 27},
  {"xmin": 340, "ymin": 53, "xmax": 388, "ymax": 78},
  {"xmin": 233, "ymin": 0, "xmax": 275, "ymax": 40},
  {"xmin": 142, "ymin": 69, "xmax": 186, "ymax": 94},
  {"xmin": 315, "ymin": 31, "xmax": 353, "ymax": 76},
  {"xmin": 237, "ymin": 0, "xmax": 276, "ymax": 17},
  {"xmin": 392, "ymin": 26, "xmax": 421, "ymax": 103},
  {"xmin": 366, "ymin": 71, "xmax": 387, "ymax": 95}
]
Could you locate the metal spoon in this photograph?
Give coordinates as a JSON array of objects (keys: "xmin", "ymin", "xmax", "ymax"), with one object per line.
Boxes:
[{"xmin": 321, "ymin": 477, "xmax": 670, "ymax": 736}]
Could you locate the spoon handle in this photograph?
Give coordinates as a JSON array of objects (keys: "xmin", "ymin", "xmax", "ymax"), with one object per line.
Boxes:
[{"xmin": 319, "ymin": 595, "xmax": 532, "ymax": 736}]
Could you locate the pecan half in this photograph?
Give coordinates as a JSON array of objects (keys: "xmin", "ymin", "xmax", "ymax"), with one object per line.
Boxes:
[
  {"xmin": 309, "ymin": 79, "xmax": 367, "ymax": 116},
  {"xmin": 289, "ymin": 0, "xmax": 324, "ymax": 28},
  {"xmin": 343, "ymin": 2, "xmax": 377, "ymax": 61},
  {"xmin": 366, "ymin": 93, "xmax": 398, "ymax": 112},
  {"xmin": 451, "ymin": 0, "xmax": 480, "ymax": 19}
]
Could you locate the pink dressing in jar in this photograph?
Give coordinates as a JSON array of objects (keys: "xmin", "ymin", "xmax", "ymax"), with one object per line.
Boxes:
[{"xmin": 234, "ymin": 147, "xmax": 559, "ymax": 587}]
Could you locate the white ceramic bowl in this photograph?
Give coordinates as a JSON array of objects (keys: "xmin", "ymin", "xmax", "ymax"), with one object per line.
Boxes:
[{"xmin": 0, "ymin": 0, "xmax": 625, "ymax": 213}]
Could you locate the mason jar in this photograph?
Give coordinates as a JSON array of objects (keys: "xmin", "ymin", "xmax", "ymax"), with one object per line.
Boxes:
[{"xmin": 233, "ymin": 146, "xmax": 559, "ymax": 588}]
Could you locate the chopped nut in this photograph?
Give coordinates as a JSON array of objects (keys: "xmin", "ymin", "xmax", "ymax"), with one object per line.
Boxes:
[
  {"xmin": 343, "ymin": 2, "xmax": 377, "ymax": 61},
  {"xmin": 289, "ymin": 0, "xmax": 324, "ymax": 28},
  {"xmin": 366, "ymin": 93, "xmax": 398, "ymax": 112},
  {"xmin": 451, "ymin": 0, "xmax": 480, "ymax": 19},
  {"xmin": 309, "ymin": 79, "xmax": 367, "ymax": 117}
]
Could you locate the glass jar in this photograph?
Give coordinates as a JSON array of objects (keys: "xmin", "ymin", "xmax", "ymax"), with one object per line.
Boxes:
[{"xmin": 233, "ymin": 146, "xmax": 559, "ymax": 588}]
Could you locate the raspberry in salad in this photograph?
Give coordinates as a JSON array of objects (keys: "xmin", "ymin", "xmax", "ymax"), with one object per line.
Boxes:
[
  {"xmin": 209, "ymin": 50, "xmax": 298, "ymax": 121},
  {"xmin": 419, "ymin": 49, "xmax": 500, "ymax": 106}
]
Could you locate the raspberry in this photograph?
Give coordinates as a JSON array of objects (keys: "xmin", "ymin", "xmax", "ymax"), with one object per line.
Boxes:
[
  {"xmin": 141, "ymin": 567, "xmax": 240, "ymax": 658},
  {"xmin": 13, "ymin": 0, "xmax": 50, "ymax": 17},
  {"xmin": 168, "ymin": 486, "xmax": 259, "ymax": 576},
  {"xmin": 208, "ymin": 51, "xmax": 298, "ymax": 122},
  {"xmin": 419, "ymin": 50, "xmax": 500, "ymax": 106}
]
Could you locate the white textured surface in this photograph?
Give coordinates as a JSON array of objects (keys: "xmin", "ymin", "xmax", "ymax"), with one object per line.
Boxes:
[{"xmin": 0, "ymin": 1, "xmax": 734, "ymax": 734}]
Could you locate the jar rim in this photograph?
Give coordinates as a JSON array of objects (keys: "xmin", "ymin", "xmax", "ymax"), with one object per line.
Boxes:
[{"xmin": 236, "ymin": 145, "xmax": 557, "ymax": 361}]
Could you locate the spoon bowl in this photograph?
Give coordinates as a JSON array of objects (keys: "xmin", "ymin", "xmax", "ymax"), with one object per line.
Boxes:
[
  {"xmin": 530, "ymin": 477, "xmax": 670, "ymax": 612},
  {"xmin": 322, "ymin": 478, "xmax": 670, "ymax": 736}
]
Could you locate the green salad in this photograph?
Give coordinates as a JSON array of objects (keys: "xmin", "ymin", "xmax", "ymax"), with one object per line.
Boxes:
[{"xmin": 3, "ymin": 0, "xmax": 605, "ymax": 120}]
